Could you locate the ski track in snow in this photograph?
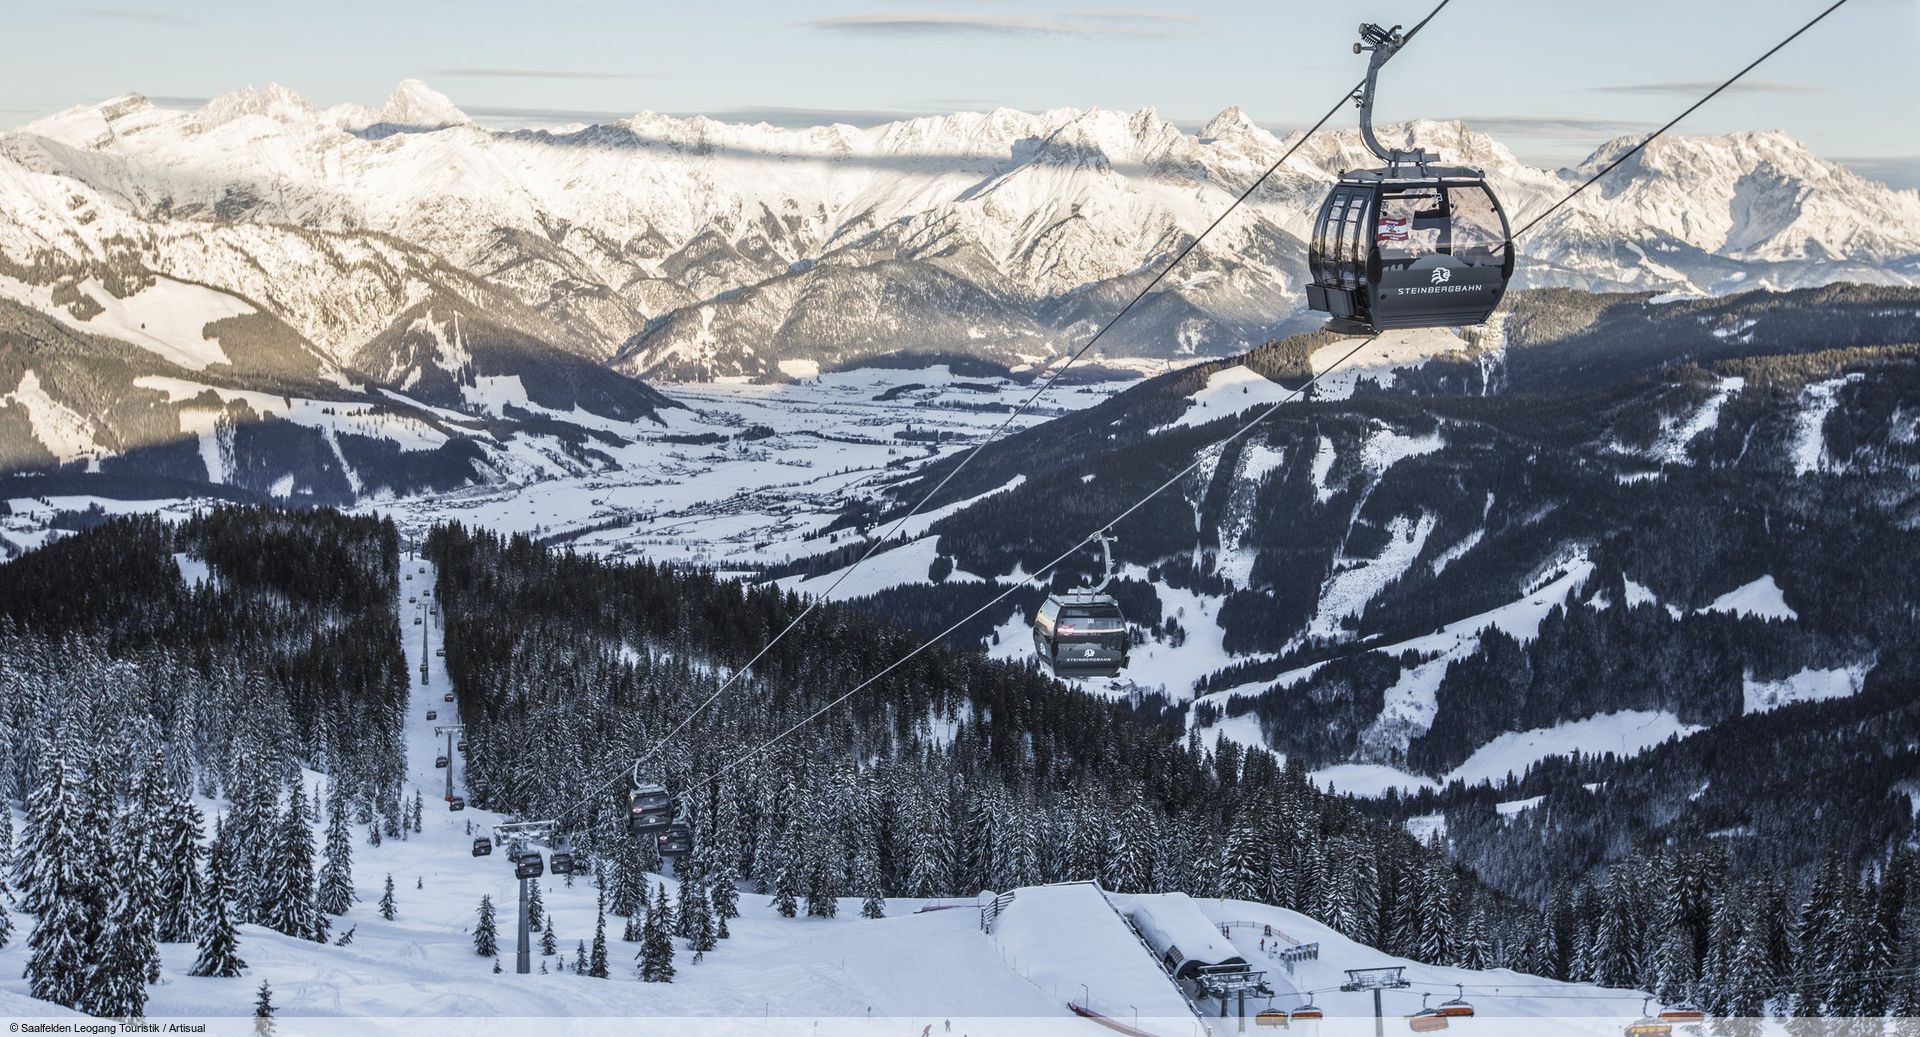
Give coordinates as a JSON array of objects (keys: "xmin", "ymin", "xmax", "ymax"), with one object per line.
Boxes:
[
  {"xmin": 1790, "ymin": 374, "xmax": 1863, "ymax": 475},
  {"xmin": 1197, "ymin": 552, "xmax": 1601, "ymax": 792}
]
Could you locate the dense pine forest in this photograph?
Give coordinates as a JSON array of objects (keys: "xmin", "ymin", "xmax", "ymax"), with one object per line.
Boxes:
[{"xmin": 0, "ymin": 506, "xmax": 1917, "ymax": 1017}]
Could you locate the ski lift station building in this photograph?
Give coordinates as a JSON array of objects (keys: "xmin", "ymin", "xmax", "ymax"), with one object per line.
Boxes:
[{"xmin": 1124, "ymin": 892, "xmax": 1249, "ymax": 981}]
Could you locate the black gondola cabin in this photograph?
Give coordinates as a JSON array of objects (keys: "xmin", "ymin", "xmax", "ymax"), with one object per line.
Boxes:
[
  {"xmin": 1304, "ymin": 21, "xmax": 1516, "ymax": 335},
  {"xmin": 1306, "ymin": 170, "xmax": 1512, "ymax": 333},
  {"xmin": 1032, "ymin": 592, "xmax": 1128, "ymax": 678}
]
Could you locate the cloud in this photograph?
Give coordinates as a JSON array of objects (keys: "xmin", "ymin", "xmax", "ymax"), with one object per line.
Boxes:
[
  {"xmin": 73, "ymin": 7, "xmax": 200, "ymax": 27},
  {"xmin": 1449, "ymin": 115, "xmax": 1653, "ymax": 138},
  {"xmin": 1590, "ymin": 80, "xmax": 1816, "ymax": 96},
  {"xmin": 803, "ymin": 10, "xmax": 1188, "ymax": 38},
  {"xmin": 428, "ymin": 68, "xmax": 665, "ymax": 81},
  {"xmin": 464, "ymin": 105, "xmax": 637, "ymax": 126}
]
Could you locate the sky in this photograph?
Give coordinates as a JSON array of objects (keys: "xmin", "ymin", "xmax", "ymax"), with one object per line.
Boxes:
[{"xmin": 4, "ymin": 0, "xmax": 1916, "ymax": 186}]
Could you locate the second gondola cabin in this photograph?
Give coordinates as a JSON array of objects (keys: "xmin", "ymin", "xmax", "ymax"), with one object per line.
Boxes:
[{"xmin": 1032, "ymin": 591, "xmax": 1129, "ymax": 678}]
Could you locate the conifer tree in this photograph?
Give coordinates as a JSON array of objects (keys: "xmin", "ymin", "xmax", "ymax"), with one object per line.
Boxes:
[
  {"xmin": 526, "ymin": 880, "xmax": 544, "ymax": 931},
  {"xmin": 622, "ymin": 910, "xmax": 641, "ymax": 944},
  {"xmin": 15, "ymin": 738, "xmax": 76, "ymax": 916},
  {"xmin": 316, "ymin": 783, "xmax": 355, "ymax": 916},
  {"xmin": 191, "ymin": 819, "xmax": 247, "ymax": 978},
  {"xmin": 253, "ymin": 980, "xmax": 275, "ymax": 1036},
  {"xmin": 89, "ymin": 884, "xmax": 153, "ymax": 1018},
  {"xmin": 107, "ymin": 808, "xmax": 163, "ymax": 988},
  {"xmin": 23, "ymin": 748, "xmax": 95, "ymax": 1009},
  {"xmin": 540, "ymin": 915, "xmax": 558, "ymax": 956},
  {"xmin": 1218, "ymin": 806, "xmax": 1266, "ymax": 902},
  {"xmin": 709, "ymin": 862, "xmax": 741, "ymax": 921},
  {"xmin": 856, "ymin": 842, "xmax": 886, "ymax": 919},
  {"xmin": 771, "ymin": 836, "xmax": 800, "ymax": 919},
  {"xmin": 573, "ymin": 941, "xmax": 587, "ymax": 975},
  {"xmin": 265, "ymin": 776, "xmax": 325, "ymax": 942},
  {"xmin": 685, "ymin": 875, "xmax": 717, "ymax": 953},
  {"xmin": 588, "ymin": 889, "xmax": 610, "ymax": 978},
  {"xmin": 378, "ymin": 874, "xmax": 397, "ymax": 920},
  {"xmin": 474, "ymin": 895, "xmax": 498, "ymax": 956},
  {"xmin": 638, "ymin": 881, "xmax": 676, "ymax": 983},
  {"xmin": 154, "ymin": 793, "xmax": 207, "ymax": 942}
]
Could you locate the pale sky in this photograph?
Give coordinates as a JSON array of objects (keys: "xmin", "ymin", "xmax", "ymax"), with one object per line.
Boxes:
[{"xmin": 5, "ymin": 0, "xmax": 1916, "ymax": 185}]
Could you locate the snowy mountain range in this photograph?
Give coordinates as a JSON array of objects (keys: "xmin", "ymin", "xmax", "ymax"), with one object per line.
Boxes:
[{"xmin": 5, "ymin": 81, "xmax": 1918, "ymax": 385}]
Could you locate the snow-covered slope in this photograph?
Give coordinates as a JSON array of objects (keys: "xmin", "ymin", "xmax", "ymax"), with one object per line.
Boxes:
[
  {"xmin": 0, "ymin": 554, "xmax": 1652, "ymax": 1029},
  {"xmin": 6, "ymin": 84, "xmax": 1917, "ymax": 379}
]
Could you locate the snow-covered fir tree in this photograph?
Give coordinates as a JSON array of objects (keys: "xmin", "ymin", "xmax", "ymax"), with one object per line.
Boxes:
[
  {"xmin": 153, "ymin": 789, "xmax": 206, "ymax": 942},
  {"xmin": 855, "ymin": 843, "xmax": 885, "ymax": 919},
  {"xmin": 316, "ymin": 781, "xmax": 355, "ymax": 916},
  {"xmin": 474, "ymin": 895, "xmax": 498, "ymax": 957},
  {"xmin": 683, "ymin": 874, "xmax": 716, "ymax": 953},
  {"xmin": 22, "ymin": 743, "xmax": 98, "ymax": 1009},
  {"xmin": 588, "ymin": 889, "xmax": 610, "ymax": 978},
  {"xmin": 264, "ymin": 775, "xmax": 326, "ymax": 942},
  {"xmin": 190, "ymin": 817, "xmax": 247, "ymax": 978},
  {"xmin": 254, "ymin": 979, "xmax": 275, "ymax": 1036},
  {"xmin": 88, "ymin": 883, "xmax": 153, "ymax": 1018},
  {"xmin": 378, "ymin": 874, "xmax": 397, "ymax": 920},
  {"xmin": 638, "ymin": 881, "xmax": 676, "ymax": 983}
]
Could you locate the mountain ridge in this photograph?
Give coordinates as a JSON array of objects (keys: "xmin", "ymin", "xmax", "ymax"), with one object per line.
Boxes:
[{"xmin": 7, "ymin": 82, "xmax": 1916, "ymax": 382}]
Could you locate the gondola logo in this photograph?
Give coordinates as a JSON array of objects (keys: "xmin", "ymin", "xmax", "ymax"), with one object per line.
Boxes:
[{"xmin": 1430, "ymin": 267, "xmax": 1452, "ymax": 285}]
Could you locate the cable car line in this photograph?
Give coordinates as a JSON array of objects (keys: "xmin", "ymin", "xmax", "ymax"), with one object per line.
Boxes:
[
  {"xmin": 682, "ymin": 331, "xmax": 1387, "ymax": 798},
  {"xmin": 626, "ymin": 0, "xmax": 1860, "ymax": 816},
  {"xmin": 539, "ymin": 0, "xmax": 1463, "ymax": 827},
  {"xmin": 554, "ymin": 0, "xmax": 1855, "ymax": 845}
]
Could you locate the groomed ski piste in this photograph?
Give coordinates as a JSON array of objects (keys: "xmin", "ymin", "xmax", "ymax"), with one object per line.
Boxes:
[{"xmin": 0, "ymin": 555, "xmax": 1711, "ymax": 1036}]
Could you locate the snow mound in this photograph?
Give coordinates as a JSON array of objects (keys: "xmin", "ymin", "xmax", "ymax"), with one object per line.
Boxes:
[
  {"xmin": 1743, "ymin": 662, "xmax": 1871, "ymax": 714},
  {"xmin": 1447, "ymin": 710, "xmax": 1701, "ymax": 788},
  {"xmin": 1699, "ymin": 574, "xmax": 1796, "ymax": 621}
]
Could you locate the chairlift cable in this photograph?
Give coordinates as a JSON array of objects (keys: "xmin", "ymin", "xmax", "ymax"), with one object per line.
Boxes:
[
  {"xmin": 559, "ymin": 0, "xmax": 1854, "ymax": 831},
  {"xmin": 546, "ymin": 0, "xmax": 1462, "ymax": 824}
]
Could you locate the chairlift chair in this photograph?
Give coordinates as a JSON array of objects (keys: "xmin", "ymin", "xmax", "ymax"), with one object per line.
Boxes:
[
  {"xmin": 1625, "ymin": 998, "xmax": 1673, "ymax": 1037},
  {"xmin": 1408, "ymin": 996, "xmax": 1449, "ymax": 1033},
  {"xmin": 1656, "ymin": 1007, "xmax": 1705, "ymax": 1024},
  {"xmin": 1438, "ymin": 986, "xmax": 1475, "ymax": 1018},
  {"xmin": 1256, "ymin": 1008, "xmax": 1290, "ymax": 1028},
  {"xmin": 1290, "ymin": 998, "xmax": 1324, "ymax": 1023}
]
